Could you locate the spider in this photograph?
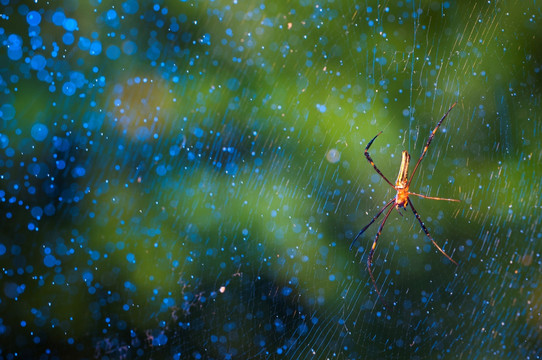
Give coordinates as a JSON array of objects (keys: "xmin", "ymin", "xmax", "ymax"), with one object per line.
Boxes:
[{"xmin": 350, "ymin": 102, "xmax": 459, "ymax": 299}]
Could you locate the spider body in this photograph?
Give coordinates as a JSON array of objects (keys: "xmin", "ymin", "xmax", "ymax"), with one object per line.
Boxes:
[
  {"xmin": 394, "ymin": 151, "xmax": 410, "ymax": 209},
  {"xmin": 351, "ymin": 103, "xmax": 459, "ymax": 300}
]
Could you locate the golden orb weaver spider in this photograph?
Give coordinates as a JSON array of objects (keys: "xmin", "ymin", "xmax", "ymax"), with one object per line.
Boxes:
[{"xmin": 350, "ymin": 102, "xmax": 459, "ymax": 299}]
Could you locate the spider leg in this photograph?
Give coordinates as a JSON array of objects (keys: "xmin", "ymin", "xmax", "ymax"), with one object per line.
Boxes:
[
  {"xmin": 407, "ymin": 102, "xmax": 457, "ymax": 187},
  {"xmin": 367, "ymin": 205, "xmax": 395, "ymax": 299},
  {"xmin": 365, "ymin": 132, "xmax": 396, "ymax": 188},
  {"xmin": 407, "ymin": 198, "xmax": 458, "ymax": 265},
  {"xmin": 349, "ymin": 198, "xmax": 395, "ymax": 250},
  {"xmin": 409, "ymin": 192, "xmax": 460, "ymax": 202}
]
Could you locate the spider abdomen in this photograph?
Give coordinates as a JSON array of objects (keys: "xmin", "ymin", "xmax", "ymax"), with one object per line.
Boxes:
[{"xmin": 395, "ymin": 151, "xmax": 410, "ymax": 189}]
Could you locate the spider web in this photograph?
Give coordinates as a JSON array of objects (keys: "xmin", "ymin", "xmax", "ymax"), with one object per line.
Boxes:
[{"xmin": 0, "ymin": 0, "xmax": 540, "ymax": 359}]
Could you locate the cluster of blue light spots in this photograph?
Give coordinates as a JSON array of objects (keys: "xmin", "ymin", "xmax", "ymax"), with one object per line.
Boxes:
[
  {"xmin": 77, "ymin": 36, "xmax": 102, "ymax": 56},
  {"xmin": 200, "ymin": 33, "xmax": 211, "ymax": 46},
  {"xmin": 281, "ymin": 286, "xmax": 293, "ymax": 296},
  {"xmin": 26, "ymin": 11, "xmax": 41, "ymax": 26},
  {"xmin": 223, "ymin": 321, "xmax": 237, "ymax": 332},
  {"xmin": 30, "ymin": 206, "xmax": 42, "ymax": 219},
  {"xmin": 0, "ymin": 104, "xmax": 15, "ymax": 120},
  {"xmin": 106, "ymin": 9, "xmax": 118, "ymax": 21},
  {"xmin": 6, "ymin": 34, "xmax": 23, "ymax": 60},
  {"xmin": 106, "ymin": 45, "xmax": 121, "ymax": 60},
  {"xmin": 156, "ymin": 164, "xmax": 167, "ymax": 176},
  {"xmin": 261, "ymin": 18, "xmax": 274, "ymax": 27},
  {"xmin": 226, "ymin": 78, "xmax": 240, "ymax": 91},
  {"xmin": 4, "ymin": 0, "xmax": 245, "ymax": 353},
  {"xmin": 122, "ymin": 0, "xmax": 139, "ymax": 14},
  {"xmin": 81, "ymin": 273, "xmax": 96, "ymax": 292},
  {"xmin": 29, "ymin": 123, "xmax": 48, "ymax": 141},
  {"xmin": 153, "ymin": 333, "xmax": 168, "ymax": 346},
  {"xmin": 71, "ymin": 165, "xmax": 86, "ymax": 178},
  {"xmin": 274, "ymin": 318, "xmax": 285, "ymax": 332},
  {"xmin": 4, "ymin": 282, "xmax": 26, "ymax": 299},
  {"xmin": 192, "ymin": 127, "xmax": 204, "ymax": 138},
  {"xmin": 316, "ymin": 103, "xmax": 327, "ymax": 113},
  {"xmin": 163, "ymin": 297, "xmax": 176, "ymax": 307},
  {"xmin": 43, "ymin": 253, "xmax": 58, "ymax": 268},
  {"xmin": 30, "ymin": 54, "xmax": 46, "ymax": 71},
  {"xmin": 62, "ymin": 81, "xmax": 77, "ymax": 96},
  {"xmin": 52, "ymin": 11, "xmax": 78, "ymax": 32},
  {"xmin": 89, "ymin": 250, "xmax": 101, "ymax": 261},
  {"xmin": 63, "ymin": 32, "xmax": 75, "ymax": 45},
  {"xmin": 126, "ymin": 253, "xmax": 136, "ymax": 264}
]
